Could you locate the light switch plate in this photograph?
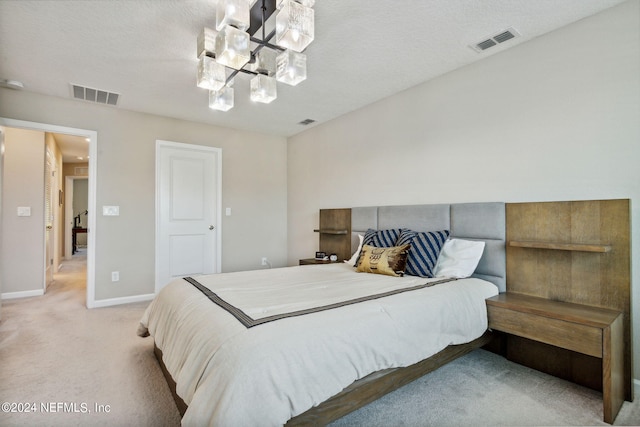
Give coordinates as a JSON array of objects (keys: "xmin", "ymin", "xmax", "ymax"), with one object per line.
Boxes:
[
  {"xmin": 17, "ymin": 206, "xmax": 31, "ymax": 217},
  {"xmin": 103, "ymin": 206, "xmax": 120, "ymax": 216}
]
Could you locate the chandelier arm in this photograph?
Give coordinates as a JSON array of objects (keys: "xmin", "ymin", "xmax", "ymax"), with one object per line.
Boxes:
[
  {"xmin": 225, "ymin": 69, "xmax": 240, "ymax": 86},
  {"xmin": 258, "ymin": 28, "xmax": 277, "ymax": 44},
  {"xmin": 223, "ymin": 67, "xmax": 266, "ymax": 87},
  {"xmin": 262, "ymin": 0, "xmax": 266, "ymax": 41},
  {"xmin": 250, "ymin": 36, "xmax": 285, "ymax": 53}
]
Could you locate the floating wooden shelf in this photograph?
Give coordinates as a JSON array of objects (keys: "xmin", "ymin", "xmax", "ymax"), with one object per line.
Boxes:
[
  {"xmin": 314, "ymin": 229, "xmax": 349, "ymax": 235},
  {"xmin": 509, "ymin": 240, "xmax": 611, "ymax": 253},
  {"xmin": 316, "ymin": 208, "xmax": 352, "ymax": 265}
]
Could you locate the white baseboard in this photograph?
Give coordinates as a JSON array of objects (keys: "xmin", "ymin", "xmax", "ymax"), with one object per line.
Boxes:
[
  {"xmin": 1, "ymin": 289, "xmax": 45, "ymax": 300},
  {"xmin": 90, "ymin": 293, "xmax": 155, "ymax": 308}
]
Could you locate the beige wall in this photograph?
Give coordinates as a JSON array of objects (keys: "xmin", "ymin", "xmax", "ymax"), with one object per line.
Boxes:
[
  {"xmin": 62, "ymin": 162, "xmax": 89, "ymax": 178},
  {"xmin": 287, "ymin": 1, "xmax": 640, "ymax": 380},
  {"xmin": 0, "ymin": 92, "xmax": 288, "ymax": 301},
  {"xmin": 1, "ymin": 128, "xmax": 45, "ymax": 293}
]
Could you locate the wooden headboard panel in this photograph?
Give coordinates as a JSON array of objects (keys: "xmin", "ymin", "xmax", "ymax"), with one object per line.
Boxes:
[{"xmin": 505, "ymin": 199, "xmax": 632, "ymax": 401}]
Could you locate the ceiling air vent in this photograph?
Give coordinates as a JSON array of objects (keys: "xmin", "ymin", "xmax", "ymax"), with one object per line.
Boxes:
[
  {"xmin": 476, "ymin": 39, "xmax": 497, "ymax": 51},
  {"xmin": 298, "ymin": 119, "xmax": 316, "ymax": 126},
  {"xmin": 471, "ymin": 27, "xmax": 520, "ymax": 53},
  {"xmin": 71, "ymin": 84, "xmax": 120, "ymax": 106}
]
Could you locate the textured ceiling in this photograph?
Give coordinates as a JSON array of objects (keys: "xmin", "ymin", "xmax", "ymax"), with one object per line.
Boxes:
[{"xmin": 0, "ymin": 0, "xmax": 627, "ymax": 138}]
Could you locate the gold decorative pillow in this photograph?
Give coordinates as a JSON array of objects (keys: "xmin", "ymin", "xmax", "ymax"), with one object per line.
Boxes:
[{"xmin": 356, "ymin": 244, "xmax": 410, "ymax": 277}]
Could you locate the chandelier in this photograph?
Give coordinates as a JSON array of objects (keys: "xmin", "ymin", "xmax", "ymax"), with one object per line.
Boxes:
[{"xmin": 197, "ymin": 0, "xmax": 315, "ymax": 111}]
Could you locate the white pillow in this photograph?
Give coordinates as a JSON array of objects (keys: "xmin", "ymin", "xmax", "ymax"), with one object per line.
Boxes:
[
  {"xmin": 344, "ymin": 234, "xmax": 364, "ymax": 266},
  {"xmin": 433, "ymin": 238, "xmax": 485, "ymax": 278}
]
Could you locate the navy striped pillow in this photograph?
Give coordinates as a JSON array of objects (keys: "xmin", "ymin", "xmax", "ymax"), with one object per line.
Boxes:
[
  {"xmin": 355, "ymin": 228, "xmax": 402, "ymax": 266},
  {"xmin": 396, "ymin": 229, "xmax": 450, "ymax": 278}
]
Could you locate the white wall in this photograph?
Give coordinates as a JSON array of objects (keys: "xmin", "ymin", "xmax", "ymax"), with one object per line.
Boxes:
[
  {"xmin": 287, "ymin": 1, "xmax": 640, "ymax": 380},
  {"xmin": 1, "ymin": 128, "xmax": 45, "ymax": 294},
  {"xmin": 0, "ymin": 90, "xmax": 288, "ymax": 301}
]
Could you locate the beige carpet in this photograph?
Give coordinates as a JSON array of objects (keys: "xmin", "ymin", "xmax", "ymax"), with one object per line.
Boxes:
[
  {"xmin": 0, "ymin": 252, "xmax": 181, "ymax": 427},
  {"xmin": 0, "ymin": 253, "xmax": 638, "ymax": 426}
]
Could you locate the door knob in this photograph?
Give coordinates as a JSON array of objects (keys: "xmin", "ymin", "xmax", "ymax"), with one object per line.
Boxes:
[
  {"xmin": 46, "ymin": 225, "xmax": 53, "ymax": 230},
  {"xmin": 209, "ymin": 225, "xmax": 215, "ymax": 230}
]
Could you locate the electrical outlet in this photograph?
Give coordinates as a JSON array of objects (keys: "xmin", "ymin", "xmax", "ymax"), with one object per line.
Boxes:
[
  {"xmin": 261, "ymin": 257, "xmax": 268, "ymax": 266},
  {"xmin": 111, "ymin": 271, "xmax": 120, "ymax": 282},
  {"xmin": 103, "ymin": 206, "xmax": 120, "ymax": 216}
]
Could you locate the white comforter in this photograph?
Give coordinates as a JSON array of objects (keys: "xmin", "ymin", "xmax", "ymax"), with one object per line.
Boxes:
[{"xmin": 138, "ymin": 263, "xmax": 498, "ymax": 427}]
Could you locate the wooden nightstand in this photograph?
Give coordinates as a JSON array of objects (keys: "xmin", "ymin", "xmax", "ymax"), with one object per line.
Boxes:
[
  {"xmin": 486, "ymin": 293, "xmax": 624, "ymax": 424},
  {"xmin": 299, "ymin": 258, "xmax": 342, "ymax": 265}
]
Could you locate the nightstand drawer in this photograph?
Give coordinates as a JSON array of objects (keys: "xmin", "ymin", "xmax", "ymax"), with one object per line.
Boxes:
[{"xmin": 487, "ymin": 305, "xmax": 602, "ymax": 357}]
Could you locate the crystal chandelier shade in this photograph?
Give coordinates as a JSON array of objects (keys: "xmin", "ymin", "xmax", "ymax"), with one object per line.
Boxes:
[
  {"xmin": 196, "ymin": 0, "xmax": 315, "ymax": 112},
  {"xmin": 214, "ymin": 25, "xmax": 251, "ymax": 70},
  {"xmin": 250, "ymin": 74, "xmax": 277, "ymax": 103},
  {"xmin": 275, "ymin": 0, "xmax": 314, "ymax": 53},
  {"xmin": 209, "ymin": 86, "xmax": 235, "ymax": 111},
  {"xmin": 216, "ymin": 0, "xmax": 250, "ymax": 31},
  {"xmin": 276, "ymin": 49, "xmax": 306, "ymax": 86},
  {"xmin": 197, "ymin": 55, "xmax": 227, "ymax": 91},
  {"xmin": 197, "ymin": 27, "xmax": 218, "ymax": 59}
]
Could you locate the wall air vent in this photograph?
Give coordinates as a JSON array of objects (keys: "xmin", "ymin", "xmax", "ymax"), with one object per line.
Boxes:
[
  {"xmin": 70, "ymin": 84, "xmax": 120, "ymax": 106},
  {"xmin": 471, "ymin": 27, "xmax": 520, "ymax": 53},
  {"xmin": 298, "ymin": 119, "xmax": 316, "ymax": 125}
]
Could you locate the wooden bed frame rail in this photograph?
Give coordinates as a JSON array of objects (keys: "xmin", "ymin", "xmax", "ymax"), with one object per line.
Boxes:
[{"xmin": 154, "ymin": 332, "xmax": 492, "ymax": 425}]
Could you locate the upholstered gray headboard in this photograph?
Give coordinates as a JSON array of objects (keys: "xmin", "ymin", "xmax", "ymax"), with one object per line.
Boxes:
[{"xmin": 351, "ymin": 202, "xmax": 506, "ymax": 292}]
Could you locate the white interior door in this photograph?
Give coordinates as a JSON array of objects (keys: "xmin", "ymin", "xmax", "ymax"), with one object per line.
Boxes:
[{"xmin": 156, "ymin": 140, "xmax": 221, "ymax": 293}]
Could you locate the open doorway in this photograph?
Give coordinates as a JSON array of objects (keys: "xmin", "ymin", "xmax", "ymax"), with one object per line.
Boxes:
[
  {"xmin": 0, "ymin": 117, "xmax": 97, "ymax": 308},
  {"xmin": 65, "ymin": 175, "xmax": 89, "ymax": 259}
]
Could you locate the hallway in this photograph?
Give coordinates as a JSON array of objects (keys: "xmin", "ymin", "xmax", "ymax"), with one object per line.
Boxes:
[{"xmin": 49, "ymin": 250, "xmax": 87, "ymax": 307}]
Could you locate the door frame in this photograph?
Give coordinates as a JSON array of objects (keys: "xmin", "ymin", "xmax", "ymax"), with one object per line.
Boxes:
[
  {"xmin": 0, "ymin": 117, "xmax": 97, "ymax": 308},
  {"xmin": 155, "ymin": 140, "xmax": 222, "ymax": 293}
]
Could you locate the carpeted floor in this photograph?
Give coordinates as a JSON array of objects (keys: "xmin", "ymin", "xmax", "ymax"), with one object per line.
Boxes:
[
  {"xmin": 330, "ymin": 349, "xmax": 640, "ymax": 427},
  {"xmin": 0, "ymin": 252, "xmax": 181, "ymax": 427},
  {"xmin": 0, "ymin": 254, "xmax": 638, "ymax": 426}
]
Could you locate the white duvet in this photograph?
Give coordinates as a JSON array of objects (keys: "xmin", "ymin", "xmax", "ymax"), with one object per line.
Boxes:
[{"xmin": 138, "ymin": 263, "xmax": 498, "ymax": 427}]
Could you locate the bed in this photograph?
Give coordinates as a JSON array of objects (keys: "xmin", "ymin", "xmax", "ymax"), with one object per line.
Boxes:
[{"xmin": 139, "ymin": 202, "xmax": 506, "ymax": 426}]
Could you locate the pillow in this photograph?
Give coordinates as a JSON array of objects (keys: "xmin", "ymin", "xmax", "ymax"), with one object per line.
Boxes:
[
  {"xmin": 433, "ymin": 238, "xmax": 485, "ymax": 278},
  {"xmin": 396, "ymin": 229, "xmax": 449, "ymax": 278},
  {"xmin": 344, "ymin": 234, "xmax": 364, "ymax": 266},
  {"xmin": 356, "ymin": 244, "xmax": 410, "ymax": 277},
  {"xmin": 354, "ymin": 228, "xmax": 402, "ymax": 265}
]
